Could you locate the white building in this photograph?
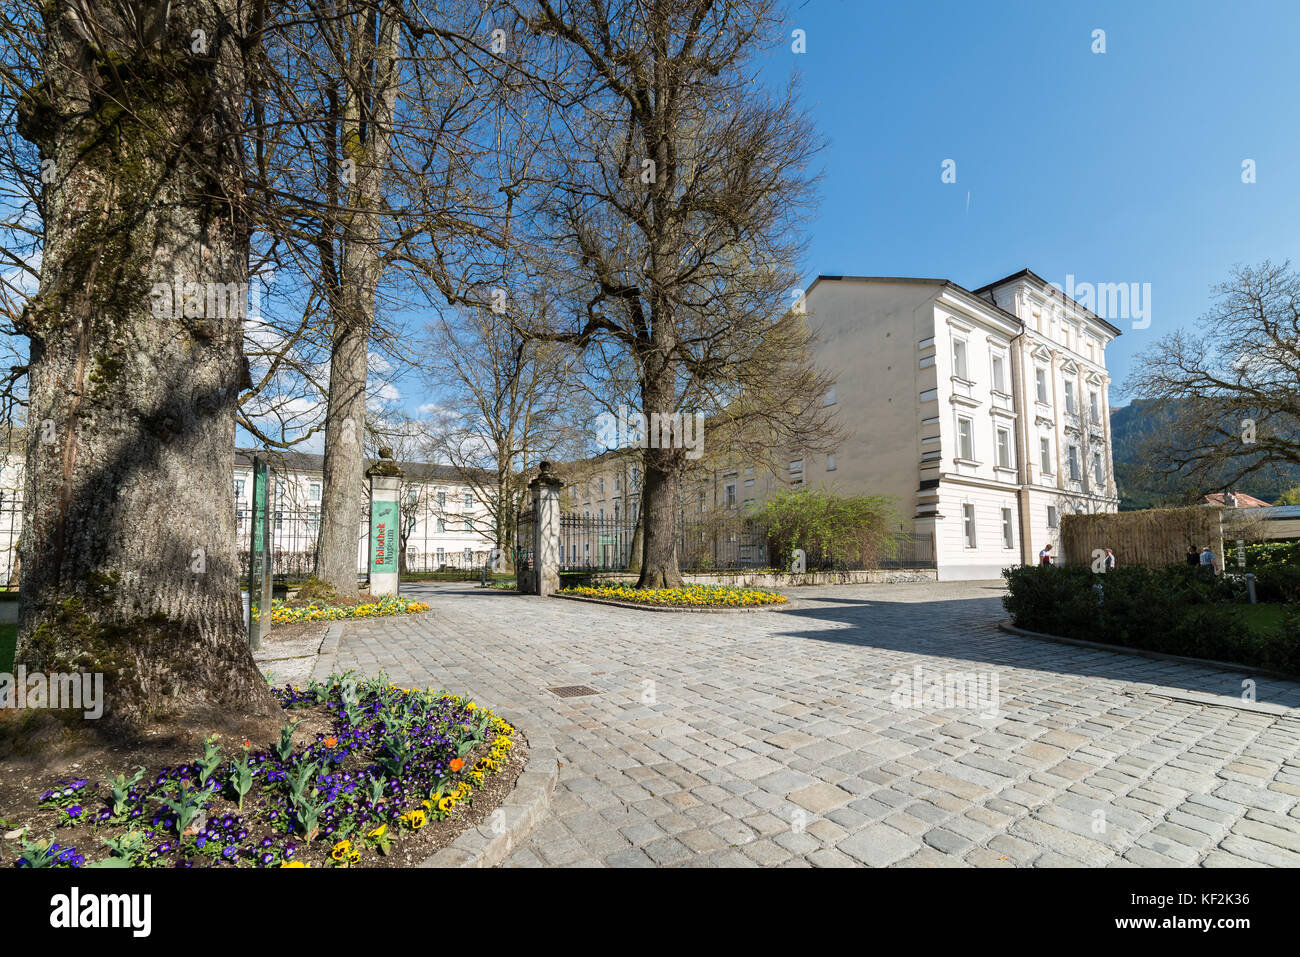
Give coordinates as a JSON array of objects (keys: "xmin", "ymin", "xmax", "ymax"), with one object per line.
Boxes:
[
  {"xmin": 800, "ymin": 269, "xmax": 1120, "ymax": 578},
  {"xmin": 233, "ymin": 449, "xmax": 497, "ymax": 575},
  {"xmin": 0, "ymin": 447, "xmax": 498, "ymax": 585}
]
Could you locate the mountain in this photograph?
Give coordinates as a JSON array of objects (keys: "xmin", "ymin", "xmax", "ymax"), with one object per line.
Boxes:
[{"xmin": 1109, "ymin": 399, "xmax": 1300, "ymax": 510}]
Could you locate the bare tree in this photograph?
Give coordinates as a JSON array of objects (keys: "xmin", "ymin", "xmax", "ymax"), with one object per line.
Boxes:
[
  {"xmin": 8, "ymin": 0, "xmax": 278, "ymax": 732},
  {"xmin": 419, "ymin": 292, "xmax": 588, "ymax": 567},
  {"xmin": 497, "ymin": 0, "xmax": 836, "ymax": 587},
  {"xmin": 1124, "ymin": 261, "xmax": 1300, "ymax": 497}
]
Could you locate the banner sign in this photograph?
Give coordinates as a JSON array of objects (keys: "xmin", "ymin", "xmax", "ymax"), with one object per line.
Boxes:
[{"xmin": 370, "ymin": 500, "xmax": 400, "ymax": 574}]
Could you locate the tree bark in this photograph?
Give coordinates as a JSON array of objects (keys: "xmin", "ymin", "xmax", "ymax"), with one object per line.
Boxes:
[
  {"xmin": 314, "ymin": 2, "xmax": 399, "ymax": 595},
  {"xmin": 636, "ymin": 352, "xmax": 685, "ymax": 588},
  {"xmin": 14, "ymin": 0, "xmax": 278, "ymax": 733}
]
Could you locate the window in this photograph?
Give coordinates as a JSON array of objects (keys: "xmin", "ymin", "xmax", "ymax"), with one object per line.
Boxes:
[
  {"xmin": 1089, "ymin": 390, "xmax": 1101, "ymax": 424},
  {"xmin": 309, "ymin": 482, "xmax": 321, "ymax": 503},
  {"xmin": 436, "ymin": 548, "xmax": 445, "ymax": 565},
  {"xmin": 234, "ymin": 479, "xmax": 245, "ymax": 499},
  {"xmin": 1092, "ymin": 451, "xmax": 1104, "ymax": 486},
  {"xmin": 613, "ymin": 502, "xmax": 620, "ymax": 521},
  {"xmin": 1039, "ymin": 437, "xmax": 1052, "ymax": 475},
  {"xmin": 1035, "ymin": 367, "xmax": 1048, "ymax": 404},
  {"xmin": 464, "ymin": 516, "xmax": 472, "ymax": 531},
  {"xmin": 1047, "ymin": 506, "xmax": 1059, "ymax": 528},
  {"xmin": 952, "ymin": 339, "xmax": 969, "ymax": 380},
  {"xmin": 598, "ymin": 478, "xmax": 605, "ymax": 495},
  {"xmin": 957, "ymin": 417, "xmax": 974, "ymax": 460},
  {"xmin": 598, "ymin": 508, "xmax": 605, "ymax": 521},
  {"xmin": 744, "ymin": 476, "xmax": 755, "ymax": 487},
  {"xmin": 464, "ymin": 548, "xmax": 472, "ymax": 564},
  {"xmin": 824, "ymin": 386, "xmax": 837, "ymax": 406},
  {"xmin": 437, "ymin": 491, "xmax": 446, "ymax": 509},
  {"xmin": 630, "ymin": 466, "xmax": 639, "ymax": 487},
  {"xmin": 789, "ymin": 458, "xmax": 803, "ymax": 475},
  {"xmin": 698, "ymin": 490, "xmax": 706, "ymax": 511},
  {"xmin": 274, "ymin": 510, "xmax": 283, "ymax": 531},
  {"xmin": 463, "ymin": 489, "xmax": 473, "ymax": 507},
  {"xmin": 826, "ymin": 455, "xmax": 837, "ymax": 471},
  {"xmin": 405, "ymin": 487, "xmax": 418, "ymax": 504},
  {"xmin": 725, "ymin": 483, "xmax": 737, "ymax": 508},
  {"xmin": 995, "ymin": 427, "xmax": 1012, "ymax": 468},
  {"xmin": 1064, "ymin": 381, "xmax": 1077, "ymax": 415},
  {"xmin": 1067, "ymin": 445, "xmax": 1081, "ymax": 482},
  {"xmin": 991, "ymin": 354, "xmax": 1007, "ymax": 394},
  {"xmin": 308, "ymin": 508, "xmax": 320, "ymax": 533},
  {"xmin": 962, "ymin": 504, "xmax": 977, "ymax": 548},
  {"xmin": 614, "ymin": 477, "xmax": 620, "ymax": 493},
  {"xmin": 437, "ymin": 517, "xmax": 446, "ymax": 533},
  {"xmin": 1001, "ymin": 507, "xmax": 1014, "ymax": 548}
]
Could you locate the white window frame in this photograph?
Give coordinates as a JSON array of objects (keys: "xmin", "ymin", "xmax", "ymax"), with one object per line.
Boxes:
[
  {"xmin": 1035, "ymin": 367, "xmax": 1048, "ymax": 404},
  {"xmin": 956, "ymin": 416, "xmax": 974, "ymax": 461},
  {"xmin": 991, "ymin": 353, "xmax": 1007, "ymax": 394},
  {"xmin": 962, "ymin": 503, "xmax": 977, "ymax": 548},
  {"xmin": 1039, "ymin": 437, "xmax": 1053, "ymax": 476},
  {"xmin": 995, "ymin": 426, "xmax": 1012, "ymax": 469},
  {"xmin": 1067, "ymin": 445, "xmax": 1081, "ymax": 482},
  {"xmin": 952, "ymin": 338, "xmax": 969, "ymax": 381},
  {"xmin": 1001, "ymin": 507, "xmax": 1014, "ymax": 549},
  {"xmin": 1047, "ymin": 505, "xmax": 1059, "ymax": 529}
]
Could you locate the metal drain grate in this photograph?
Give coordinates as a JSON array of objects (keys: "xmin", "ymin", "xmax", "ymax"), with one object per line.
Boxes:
[{"xmin": 549, "ymin": 685, "xmax": 601, "ymax": 698}]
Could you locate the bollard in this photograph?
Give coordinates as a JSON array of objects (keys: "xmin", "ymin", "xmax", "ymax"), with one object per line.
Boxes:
[{"xmin": 1246, "ymin": 573, "xmax": 1257, "ymax": 605}]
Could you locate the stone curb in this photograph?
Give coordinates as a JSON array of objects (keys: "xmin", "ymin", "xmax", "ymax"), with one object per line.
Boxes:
[
  {"xmin": 998, "ymin": 619, "xmax": 1300, "ymax": 683},
  {"xmin": 420, "ymin": 726, "xmax": 558, "ymax": 868},
  {"xmin": 553, "ymin": 593, "xmax": 789, "ymax": 614},
  {"xmin": 310, "ymin": 623, "xmax": 345, "ymax": 683}
]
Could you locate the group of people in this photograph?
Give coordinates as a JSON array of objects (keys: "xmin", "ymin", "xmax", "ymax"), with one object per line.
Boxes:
[{"xmin": 1034, "ymin": 542, "xmax": 1218, "ymax": 573}]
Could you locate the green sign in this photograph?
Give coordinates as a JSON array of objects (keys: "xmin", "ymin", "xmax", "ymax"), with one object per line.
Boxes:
[
  {"xmin": 247, "ymin": 456, "xmax": 273, "ymax": 649},
  {"xmin": 370, "ymin": 500, "xmax": 400, "ymax": 574}
]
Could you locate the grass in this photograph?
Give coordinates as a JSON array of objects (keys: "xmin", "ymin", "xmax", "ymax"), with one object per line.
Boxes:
[
  {"xmin": 0, "ymin": 622, "xmax": 15, "ymax": 673},
  {"xmin": 1229, "ymin": 603, "xmax": 1290, "ymax": 636}
]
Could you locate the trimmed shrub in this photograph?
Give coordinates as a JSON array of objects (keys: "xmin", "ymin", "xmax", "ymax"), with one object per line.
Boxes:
[
  {"xmin": 1002, "ymin": 564, "xmax": 1300, "ymax": 674},
  {"xmin": 1243, "ymin": 540, "xmax": 1300, "ymax": 567},
  {"xmin": 754, "ymin": 489, "xmax": 899, "ymax": 571}
]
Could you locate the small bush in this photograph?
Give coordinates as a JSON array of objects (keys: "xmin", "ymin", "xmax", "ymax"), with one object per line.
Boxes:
[
  {"xmin": 754, "ymin": 489, "xmax": 899, "ymax": 571},
  {"xmin": 1244, "ymin": 540, "xmax": 1300, "ymax": 567}
]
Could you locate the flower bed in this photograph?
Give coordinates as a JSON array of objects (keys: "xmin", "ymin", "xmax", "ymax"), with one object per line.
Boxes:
[
  {"xmin": 1, "ymin": 674, "xmax": 518, "ymax": 868},
  {"xmin": 254, "ymin": 595, "xmax": 430, "ymax": 625},
  {"xmin": 559, "ymin": 582, "xmax": 788, "ymax": 608}
]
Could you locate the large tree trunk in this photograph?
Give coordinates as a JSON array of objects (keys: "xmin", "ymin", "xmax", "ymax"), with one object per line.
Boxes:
[
  {"xmin": 313, "ymin": 3, "xmax": 398, "ymax": 595},
  {"xmin": 14, "ymin": 0, "xmax": 278, "ymax": 733},
  {"xmin": 636, "ymin": 354, "xmax": 685, "ymax": 588}
]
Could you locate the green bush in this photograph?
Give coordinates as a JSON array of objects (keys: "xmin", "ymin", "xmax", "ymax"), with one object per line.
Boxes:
[
  {"xmin": 753, "ymin": 489, "xmax": 899, "ymax": 571},
  {"xmin": 1244, "ymin": 565, "xmax": 1300, "ymax": 603},
  {"xmin": 1002, "ymin": 564, "xmax": 1300, "ymax": 674},
  {"xmin": 1243, "ymin": 540, "xmax": 1300, "ymax": 567}
]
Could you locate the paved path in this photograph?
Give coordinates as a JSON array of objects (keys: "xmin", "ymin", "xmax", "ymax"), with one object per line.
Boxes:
[{"xmin": 333, "ymin": 581, "xmax": 1300, "ymax": 867}]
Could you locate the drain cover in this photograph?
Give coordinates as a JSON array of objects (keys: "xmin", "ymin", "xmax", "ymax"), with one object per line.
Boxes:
[{"xmin": 549, "ymin": 685, "xmax": 600, "ymax": 698}]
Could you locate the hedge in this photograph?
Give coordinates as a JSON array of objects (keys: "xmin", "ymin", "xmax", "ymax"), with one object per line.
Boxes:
[{"xmin": 1001, "ymin": 564, "xmax": 1300, "ymax": 675}]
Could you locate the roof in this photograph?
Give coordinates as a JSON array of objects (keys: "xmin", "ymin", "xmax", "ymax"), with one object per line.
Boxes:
[
  {"xmin": 234, "ymin": 448, "xmax": 492, "ymax": 484},
  {"xmin": 973, "ymin": 268, "xmax": 1125, "ymax": 338},
  {"xmin": 1203, "ymin": 491, "xmax": 1272, "ymax": 509},
  {"xmin": 808, "ymin": 275, "xmax": 1025, "ymax": 331}
]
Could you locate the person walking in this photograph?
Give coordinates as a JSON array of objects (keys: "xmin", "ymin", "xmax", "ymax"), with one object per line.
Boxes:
[
  {"xmin": 1185, "ymin": 544, "xmax": 1199, "ymax": 566},
  {"xmin": 1199, "ymin": 545, "xmax": 1217, "ymax": 574},
  {"xmin": 1104, "ymin": 548, "xmax": 1116, "ymax": 571},
  {"xmin": 1039, "ymin": 543, "xmax": 1053, "ymax": 566}
]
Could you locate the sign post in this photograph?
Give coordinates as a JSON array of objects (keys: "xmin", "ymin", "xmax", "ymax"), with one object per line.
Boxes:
[
  {"xmin": 366, "ymin": 448, "xmax": 404, "ymax": 597},
  {"xmin": 247, "ymin": 456, "xmax": 274, "ymax": 650}
]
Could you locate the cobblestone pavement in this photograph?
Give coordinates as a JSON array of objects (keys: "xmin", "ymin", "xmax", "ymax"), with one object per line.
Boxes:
[{"xmin": 333, "ymin": 581, "xmax": 1300, "ymax": 867}]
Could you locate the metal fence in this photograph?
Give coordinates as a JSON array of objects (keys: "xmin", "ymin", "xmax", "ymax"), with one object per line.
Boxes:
[
  {"xmin": 557, "ymin": 514, "xmax": 936, "ymax": 573},
  {"xmin": 558, "ymin": 514, "xmax": 770, "ymax": 572},
  {"xmin": 0, "ymin": 491, "xmax": 20, "ymax": 587}
]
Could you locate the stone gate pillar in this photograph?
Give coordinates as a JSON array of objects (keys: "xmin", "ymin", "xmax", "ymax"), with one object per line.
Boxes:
[
  {"xmin": 531, "ymin": 461, "xmax": 564, "ymax": 597},
  {"xmin": 366, "ymin": 448, "xmax": 404, "ymax": 597}
]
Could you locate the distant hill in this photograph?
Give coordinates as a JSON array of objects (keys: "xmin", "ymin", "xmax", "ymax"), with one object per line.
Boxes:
[{"xmin": 1109, "ymin": 399, "xmax": 1299, "ymax": 510}]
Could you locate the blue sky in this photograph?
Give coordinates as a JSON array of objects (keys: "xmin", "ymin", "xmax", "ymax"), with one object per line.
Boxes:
[{"xmin": 772, "ymin": 0, "xmax": 1300, "ymax": 400}]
